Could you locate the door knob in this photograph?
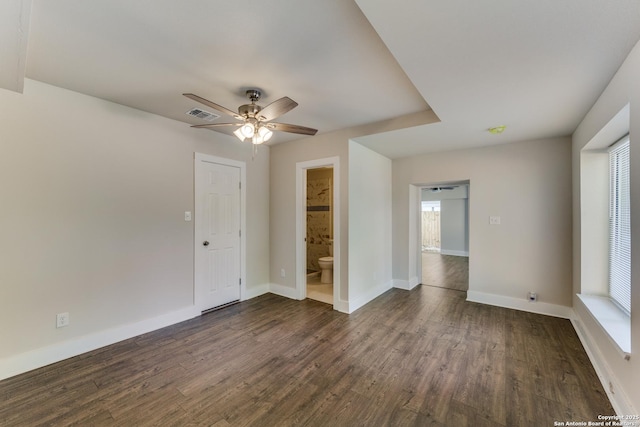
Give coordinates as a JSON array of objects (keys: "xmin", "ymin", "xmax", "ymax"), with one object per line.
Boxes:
[{"xmin": 203, "ymin": 241, "xmax": 210, "ymax": 246}]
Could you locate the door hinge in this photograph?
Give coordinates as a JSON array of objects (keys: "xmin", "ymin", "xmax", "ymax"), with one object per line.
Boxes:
[
  {"xmin": 239, "ymin": 182, "xmax": 241, "ymax": 190},
  {"xmin": 239, "ymin": 278, "xmax": 241, "ymax": 285},
  {"xmin": 239, "ymin": 229, "xmax": 241, "ymax": 237}
]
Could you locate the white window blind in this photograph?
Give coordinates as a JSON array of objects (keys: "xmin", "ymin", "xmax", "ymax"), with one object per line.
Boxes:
[{"xmin": 609, "ymin": 136, "xmax": 631, "ymax": 315}]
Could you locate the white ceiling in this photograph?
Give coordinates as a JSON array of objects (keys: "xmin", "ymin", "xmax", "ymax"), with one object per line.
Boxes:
[
  {"xmin": 23, "ymin": 0, "xmax": 428, "ymax": 144},
  {"xmin": 354, "ymin": 0, "xmax": 640, "ymax": 157},
  {"xmin": 5, "ymin": 0, "xmax": 640, "ymax": 158}
]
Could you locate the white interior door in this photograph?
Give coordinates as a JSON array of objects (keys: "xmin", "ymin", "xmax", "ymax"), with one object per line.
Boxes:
[{"xmin": 196, "ymin": 158, "xmax": 241, "ymax": 311}]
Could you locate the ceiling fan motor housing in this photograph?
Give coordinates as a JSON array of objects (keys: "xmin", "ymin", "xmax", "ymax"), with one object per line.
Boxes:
[{"xmin": 238, "ymin": 103, "xmax": 262, "ymax": 119}]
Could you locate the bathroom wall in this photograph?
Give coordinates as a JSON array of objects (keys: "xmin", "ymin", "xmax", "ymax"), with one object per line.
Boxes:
[{"xmin": 307, "ymin": 168, "xmax": 333, "ymax": 272}]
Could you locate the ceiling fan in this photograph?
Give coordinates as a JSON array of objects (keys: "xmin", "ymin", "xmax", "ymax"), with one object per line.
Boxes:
[
  {"xmin": 427, "ymin": 186, "xmax": 458, "ymax": 192},
  {"xmin": 183, "ymin": 89, "xmax": 318, "ymax": 145}
]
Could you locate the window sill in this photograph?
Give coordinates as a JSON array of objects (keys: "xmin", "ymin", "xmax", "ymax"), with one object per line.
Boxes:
[{"xmin": 577, "ymin": 294, "xmax": 630, "ymax": 359}]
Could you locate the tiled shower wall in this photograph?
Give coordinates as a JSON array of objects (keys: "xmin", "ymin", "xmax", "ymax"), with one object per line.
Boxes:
[{"xmin": 307, "ymin": 168, "xmax": 333, "ymax": 272}]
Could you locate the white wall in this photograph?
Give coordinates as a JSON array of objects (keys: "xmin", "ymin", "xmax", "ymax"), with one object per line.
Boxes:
[
  {"xmin": 393, "ymin": 137, "xmax": 573, "ymax": 309},
  {"xmin": 269, "ymin": 112, "xmax": 436, "ymax": 308},
  {"xmin": 269, "ymin": 130, "xmax": 349, "ymax": 305},
  {"xmin": 423, "ymin": 186, "xmax": 469, "ymax": 256},
  {"xmin": 572, "ymin": 40, "xmax": 640, "ymax": 415},
  {"xmin": 440, "ymin": 198, "xmax": 468, "ymax": 256},
  {"xmin": 0, "ymin": 79, "xmax": 270, "ymax": 378},
  {"xmin": 348, "ymin": 141, "xmax": 392, "ymax": 311}
]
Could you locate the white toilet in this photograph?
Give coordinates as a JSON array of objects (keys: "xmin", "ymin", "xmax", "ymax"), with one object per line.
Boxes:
[
  {"xmin": 318, "ymin": 257, "xmax": 333, "ymax": 284},
  {"xmin": 318, "ymin": 240, "xmax": 334, "ymax": 284}
]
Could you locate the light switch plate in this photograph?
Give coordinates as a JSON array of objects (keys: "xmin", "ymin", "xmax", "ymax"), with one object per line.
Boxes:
[
  {"xmin": 489, "ymin": 216, "xmax": 501, "ymax": 225},
  {"xmin": 184, "ymin": 211, "xmax": 192, "ymax": 221}
]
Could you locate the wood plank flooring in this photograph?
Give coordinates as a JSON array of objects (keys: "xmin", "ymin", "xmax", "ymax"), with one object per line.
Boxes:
[
  {"xmin": 422, "ymin": 252, "xmax": 469, "ymax": 291},
  {"xmin": 0, "ymin": 286, "xmax": 613, "ymax": 426}
]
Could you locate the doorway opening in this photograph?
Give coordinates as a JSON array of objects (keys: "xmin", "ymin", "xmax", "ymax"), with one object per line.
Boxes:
[
  {"xmin": 305, "ymin": 167, "xmax": 334, "ymax": 304},
  {"xmin": 420, "ymin": 183, "xmax": 469, "ymax": 292},
  {"xmin": 422, "ymin": 200, "xmax": 441, "ymax": 253},
  {"xmin": 296, "ymin": 157, "xmax": 340, "ymax": 309}
]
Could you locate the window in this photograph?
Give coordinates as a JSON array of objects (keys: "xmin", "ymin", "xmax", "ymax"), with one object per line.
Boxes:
[{"xmin": 609, "ymin": 135, "xmax": 631, "ymax": 315}]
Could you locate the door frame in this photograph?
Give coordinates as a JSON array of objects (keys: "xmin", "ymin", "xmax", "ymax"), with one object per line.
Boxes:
[
  {"xmin": 413, "ymin": 180, "xmax": 470, "ymax": 289},
  {"xmin": 194, "ymin": 152, "xmax": 247, "ymax": 311},
  {"xmin": 296, "ymin": 157, "xmax": 340, "ymax": 309}
]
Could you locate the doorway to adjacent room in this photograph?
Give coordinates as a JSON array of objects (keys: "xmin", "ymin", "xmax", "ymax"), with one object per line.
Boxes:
[{"xmin": 420, "ymin": 184, "xmax": 469, "ymax": 292}]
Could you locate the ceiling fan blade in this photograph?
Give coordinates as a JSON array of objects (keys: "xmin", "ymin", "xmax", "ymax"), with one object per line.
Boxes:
[
  {"xmin": 256, "ymin": 97, "xmax": 298, "ymax": 121},
  {"xmin": 191, "ymin": 123, "xmax": 242, "ymax": 129},
  {"xmin": 183, "ymin": 93, "xmax": 240, "ymax": 119},
  {"xmin": 268, "ymin": 122, "xmax": 318, "ymax": 135}
]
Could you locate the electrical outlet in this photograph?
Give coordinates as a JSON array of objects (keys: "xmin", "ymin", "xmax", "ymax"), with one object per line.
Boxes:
[
  {"xmin": 280, "ymin": 268, "xmax": 286, "ymax": 278},
  {"xmin": 184, "ymin": 211, "xmax": 192, "ymax": 221},
  {"xmin": 489, "ymin": 216, "xmax": 501, "ymax": 225},
  {"xmin": 56, "ymin": 312, "xmax": 70, "ymax": 328}
]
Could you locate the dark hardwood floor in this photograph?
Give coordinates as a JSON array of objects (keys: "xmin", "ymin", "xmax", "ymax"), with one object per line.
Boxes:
[
  {"xmin": 422, "ymin": 252, "xmax": 469, "ymax": 291},
  {"xmin": 0, "ymin": 286, "xmax": 613, "ymax": 426}
]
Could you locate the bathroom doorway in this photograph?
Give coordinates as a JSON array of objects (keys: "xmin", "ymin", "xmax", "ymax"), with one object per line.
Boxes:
[
  {"xmin": 296, "ymin": 157, "xmax": 340, "ymax": 309},
  {"xmin": 305, "ymin": 167, "xmax": 333, "ymax": 304}
]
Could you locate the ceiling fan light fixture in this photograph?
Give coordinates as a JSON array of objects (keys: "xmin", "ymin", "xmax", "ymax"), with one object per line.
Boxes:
[
  {"xmin": 241, "ymin": 122, "xmax": 255, "ymax": 138},
  {"xmin": 233, "ymin": 127, "xmax": 246, "ymax": 142},
  {"xmin": 258, "ymin": 126, "xmax": 273, "ymax": 142},
  {"xmin": 252, "ymin": 134, "xmax": 264, "ymax": 145}
]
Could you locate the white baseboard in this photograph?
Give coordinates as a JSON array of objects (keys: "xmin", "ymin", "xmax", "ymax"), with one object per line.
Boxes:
[
  {"xmin": 393, "ymin": 276, "xmax": 420, "ymax": 291},
  {"xmin": 571, "ymin": 312, "xmax": 637, "ymax": 420},
  {"xmin": 440, "ymin": 249, "xmax": 469, "ymax": 257},
  {"xmin": 244, "ymin": 283, "xmax": 270, "ymax": 300},
  {"xmin": 466, "ymin": 290, "xmax": 572, "ymax": 319},
  {"xmin": 268, "ymin": 283, "xmax": 301, "ymax": 300},
  {"xmin": 267, "ymin": 283, "xmax": 350, "ymax": 313},
  {"xmin": 347, "ymin": 280, "xmax": 393, "ymax": 314},
  {"xmin": 334, "ymin": 298, "xmax": 350, "ymax": 314},
  {"xmin": 0, "ymin": 305, "xmax": 201, "ymax": 381}
]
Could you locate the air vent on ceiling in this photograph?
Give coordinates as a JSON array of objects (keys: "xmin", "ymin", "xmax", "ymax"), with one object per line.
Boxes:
[{"xmin": 186, "ymin": 108, "xmax": 220, "ymax": 122}]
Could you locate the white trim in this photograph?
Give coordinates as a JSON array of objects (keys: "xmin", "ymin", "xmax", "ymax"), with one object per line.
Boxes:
[
  {"xmin": 194, "ymin": 153, "xmax": 247, "ymax": 310},
  {"xmin": 571, "ymin": 311, "xmax": 637, "ymax": 419},
  {"xmin": 243, "ymin": 283, "xmax": 270, "ymax": 300},
  {"xmin": 409, "ymin": 185, "xmax": 421, "ymax": 289},
  {"xmin": 393, "ymin": 277, "xmax": 420, "ymax": 291},
  {"xmin": 466, "ymin": 290, "xmax": 572, "ymax": 319},
  {"xmin": 577, "ymin": 294, "xmax": 630, "ymax": 356},
  {"xmin": 0, "ymin": 305, "xmax": 200, "ymax": 381},
  {"xmin": 440, "ymin": 249, "xmax": 469, "ymax": 257},
  {"xmin": 333, "ymin": 298, "xmax": 349, "ymax": 314},
  {"xmin": 267, "ymin": 284, "xmax": 345, "ymax": 309},
  {"xmin": 268, "ymin": 283, "xmax": 301, "ymax": 300},
  {"xmin": 296, "ymin": 157, "xmax": 341, "ymax": 310},
  {"xmin": 413, "ymin": 181, "xmax": 471, "ymax": 289},
  {"xmin": 409, "ymin": 276, "xmax": 421, "ymax": 289},
  {"xmin": 347, "ymin": 280, "xmax": 393, "ymax": 314}
]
